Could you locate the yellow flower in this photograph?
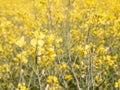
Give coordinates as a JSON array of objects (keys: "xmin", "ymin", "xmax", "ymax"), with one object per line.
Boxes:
[
  {"xmin": 33, "ymin": 30, "xmax": 45, "ymax": 40},
  {"xmin": 60, "ymin": 62, "xmax": 67, "ymax": 70},
  {"xmin": 17, "ymin": 83, "xmax": 29, "ymax": 90},
  {"xmin": 16, "ymin": 36, "xmax": 26, "ymax": 47},
  {"xmin": 22, "ymin": 57, "xmax": 28, "ymax": 64},
  {"xmin": 115, "ymin": 82, "xmax": 119, "ymax": 88},
  {"xmin": 73, "ymin": 63, "xmax": 79, "ymax": 69},
  {"xmin": 30, "ymin": 38, "xmax": 37, "ymax": 47},
  {"xmin": 65, "ymin": 74, "xmax": 73, "ymax": 81},
  {"xmin": 38, "ymin": 40, "xmax": 44, "ymax": 46},
  {"xmin": 114, "ymin": 79, "xmax": 120, "ymax": 88},
  {"xmin": 97, "ymin": 45, "xmax": 107, "ymax": 54},
  {"xmin": 45, "ymin": 34, "xmax": 54, "ymax": 45},
  {"xmin": 70, "ymin": 29, "xmax": 79, "ymax": 35},
  {"xmin": 0, "ymin": 45, "xmax": 3, "ymax": 52},
  {"xmin": 56, "ymin": 37, "xmax": 62, "ymax": 43},
  {"xmin": 30, "ymin": 39, "xmax": 44, "ymax": 47},
  {"xmin": 47, "ymin": 76, "xmax": 58, "ymax": 84}
]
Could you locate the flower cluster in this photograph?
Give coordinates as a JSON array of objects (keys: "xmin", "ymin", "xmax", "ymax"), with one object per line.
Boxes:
[{"xmin": 0, "ymin": 0, "xmax": 120, "ymax": 90}]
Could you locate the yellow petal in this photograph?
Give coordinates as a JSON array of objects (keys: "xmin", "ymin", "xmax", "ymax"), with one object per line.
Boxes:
[
  {"xmin": 30, "ymin": 38, "xmax": 37, "ymax": 47},
  {"xmin": 16, "ymin": 36, "xmax": 25, "ymax": 47}
]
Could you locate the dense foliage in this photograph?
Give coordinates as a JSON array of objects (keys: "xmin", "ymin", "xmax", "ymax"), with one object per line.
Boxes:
[{"xmin": 0, "ymin": 0, "xmax": 120, "ymax": 90}]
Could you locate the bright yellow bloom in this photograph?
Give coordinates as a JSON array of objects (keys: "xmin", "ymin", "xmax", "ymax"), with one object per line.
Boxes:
[
  {"xmin": 47, "ymin": 76, "xmax": 58, "ymax": 84},
  {"xmin": 16, "ymin": 36, "xmax": 26, "ymax": 47},
  {"xmin": 30, "ymin": 38, "xmax": 37, "ymax": 47},
  {"xmin": 65, "ymin": 74, "xmax": 73, "ymax": 81},
  {"xmin": 16, "ymin": 83, "xmax": 29, "ymax": 90}
]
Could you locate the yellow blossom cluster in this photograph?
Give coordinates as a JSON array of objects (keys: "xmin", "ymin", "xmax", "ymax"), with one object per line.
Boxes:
[
  {"xmin": 0, "ymin": 0, "xmax": 120, "ymax": 90},
  {"xmin": 16, "ymin": 83, "xmax": 29, "ymax": 90}
]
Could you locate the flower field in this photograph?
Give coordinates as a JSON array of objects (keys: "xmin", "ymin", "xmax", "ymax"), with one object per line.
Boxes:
[{"xmin": 0, "ymin": 0, "xmax": 120, "ymax": 90}]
